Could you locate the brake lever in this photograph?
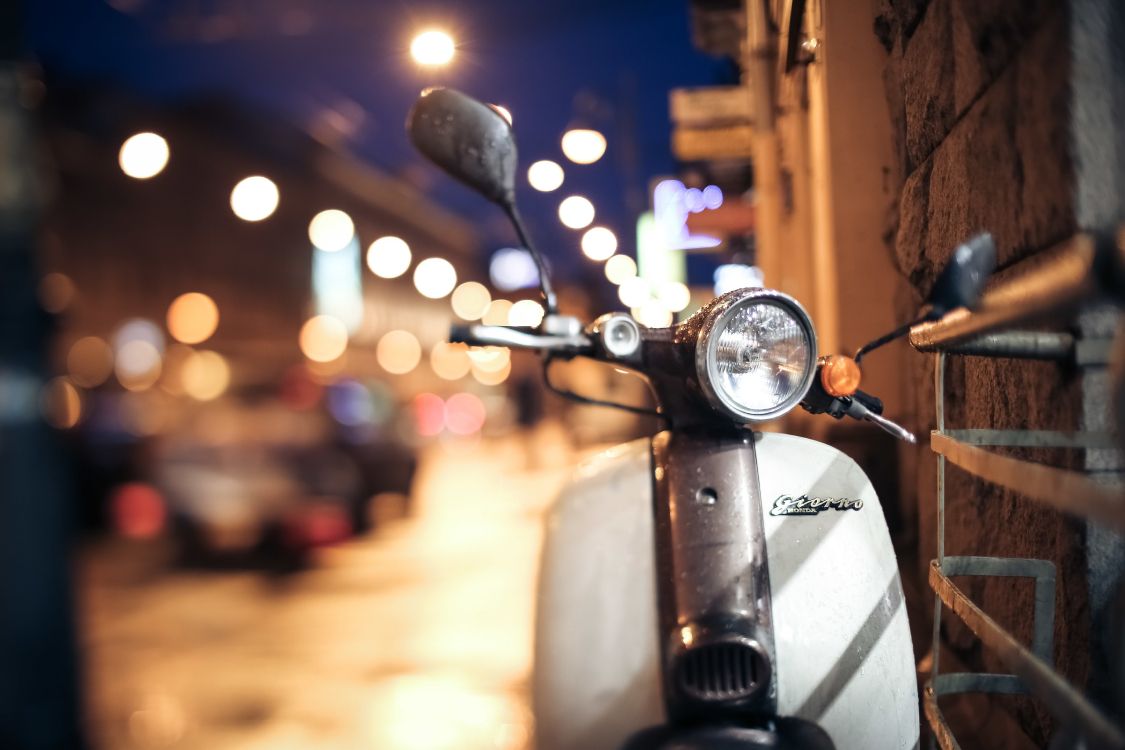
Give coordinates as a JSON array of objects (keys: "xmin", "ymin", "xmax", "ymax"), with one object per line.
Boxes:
[{"xmin": 842, "ymin": 398, "xmax": 916, "ymax": 443}]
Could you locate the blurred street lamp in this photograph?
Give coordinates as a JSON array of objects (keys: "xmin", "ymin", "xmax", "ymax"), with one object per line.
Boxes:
[
  {"xmin": 581, "ymin": 226, "xmax": 617, "ymax": 260},
  {"xmin": 410, "ymin": 30, "xmax": 455, "ymax": 66},
  {"xmin": 181, "ymin": 351, "xmax": 230, "ymax": 401},
  {"xmin": 451, "ymin": 281, "xmax": 491, "ymax": 320},
  {"xmin": 605, "ymin": 254, "xmax": 637, "ymax": 285},
  {"xmin": 508, "ymin": 299, "xmax": 545, "ymax": 327},
  {"xmin": 657, "ymin": 281, "xmax": 692, "ymax": 313},
  {"xmin": 229, "ymin": 176, "xmax": 279, "ymax": 222},
  {"xmin": 119, "ymin": 132, "xmax": 169, "ymax": 179},
  {"xmin": 376, "ymin": 330, "xmax": 422, "ymax": 374},
  {"xmin": 561, "ymin": 128, "xmax": 606, "ymax": 165},
  {"xmin": 430, "ymin": 342, "xmax": 471, "ymax": 380},
  {"xmin": 166, "ymin": 292, "xmax": 219, "ymax": 344},
  {"xmin": 558, "ymin": 195, "xmax": 595, "ymax": 229},
  {"xmin": 366, "ymin": 236, "xmax": 412, "ymax": 279},
  {"xmin": 308, "ymin": 209, "xmax": 355, "ymax": 252},
  {"xmin": 527, "ymin": 160, "xmax": 564, "ymax": 192},
  {"xmin": 299, "ymin": 315, "xmax": 348, "ymax": 362},
  {"xmin": 413, "ymin": 257, "xmax": 457, "ymax": 299}
]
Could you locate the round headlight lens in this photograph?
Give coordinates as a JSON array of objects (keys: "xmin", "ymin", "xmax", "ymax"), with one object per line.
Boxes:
[{"xmin": 699, "ymin": 292, "xmax": 816, "ymax": 422}]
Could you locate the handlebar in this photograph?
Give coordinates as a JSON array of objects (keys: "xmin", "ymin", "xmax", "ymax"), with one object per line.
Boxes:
[{"xmin": 450, "ymin": 321, "xmax": 592, "ymax": 355}]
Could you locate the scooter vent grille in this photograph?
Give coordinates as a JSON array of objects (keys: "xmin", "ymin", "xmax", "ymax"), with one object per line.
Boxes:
[{"xmin": 676, "ymin": 641, "xmax": 763, "ymax": 702}]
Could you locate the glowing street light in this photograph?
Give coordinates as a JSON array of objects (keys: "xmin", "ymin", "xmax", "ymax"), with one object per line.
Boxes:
[
  {"xmin": 451, "ymin": 281, "xmax": 492, "ymax": 320},
  {"xmin": 118, "ymin": 132, "xmax": 169, "ymax": 179},
  {"xmin": 367, "ymin": 236, "xmax": 412, "ymax": 279},
  {"xmin": 508, "ymin": 299, "xmax": 545, "ymax": 327},
  {"xmin": 411, "ymin": 30, "xmax": 455, "ymax": 66},
  {"xmin": 308, "ymin": 209, "xmax": 355, "ymax": 252},
  {"xmin": 527, "ymin": 160, "xmax": 564, "ymax": 192},
  {"xmin": 558, "ymin": 195, "xmax": 595, "ymax": 229},
  {"xmin": 413, "ymin": 257, "xmax": 457, "ymax": 299},
  {"xmin": 376, "ymin": 330, "xmax": 422, "ymax": 374},
  {"xmin": 561, "ymin": 128, "xmax": 606, "ymax": 165},
  {"xmin": 581, "ymin": 226, "xmax": 617, "ymax": 260},
  {"xmin": 299, "ymin": 315, "xmax": 348, "ymax": 362},
  {"xmin": 604, "ymin": 254, "xmax": 637, "ymax": 285},
  {"xmin": 166, "ymin": 292, "xmax": 219, "ymax": 345},
  {"xmin": 230, "ymin": 176, "xmax": 279, "ymax": 222}
]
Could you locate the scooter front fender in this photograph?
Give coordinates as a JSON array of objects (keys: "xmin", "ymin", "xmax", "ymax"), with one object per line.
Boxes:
[{"xmin": 532, "ymin": 432, "xmax": 918, "ymax": 750}]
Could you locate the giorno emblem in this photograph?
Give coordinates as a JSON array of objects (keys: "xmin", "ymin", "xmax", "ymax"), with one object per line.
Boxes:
[{"xmin": 770, "ymin": 494, "xmax": 863, "ymax": 516}]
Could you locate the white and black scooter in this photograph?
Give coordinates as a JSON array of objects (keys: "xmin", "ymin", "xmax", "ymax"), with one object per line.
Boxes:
[{"xmin": 407, "ymin": 88, "xmax": 996, "ymax": 750}]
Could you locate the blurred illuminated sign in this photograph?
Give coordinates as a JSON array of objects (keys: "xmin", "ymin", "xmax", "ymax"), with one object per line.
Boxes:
[
  {"xmin": 313, "ymin": 238, "xmax": 363, "ymax": 333},
  {"xmin": 636, "ymin": 211, "xmax": 685, "ymax": 287},
  {"xmin": 489, "ymin": 247, "xmax": 540, "ymax": 291},
  {"xmin": 653, "ymin": 179, "xmax": 723, "ymax": 251},
  {"xmin": 713, "ymin": 264, "xmax": 764, "ymax": 296}
]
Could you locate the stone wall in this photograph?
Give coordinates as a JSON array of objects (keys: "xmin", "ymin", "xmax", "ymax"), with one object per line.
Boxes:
[{"xmin": 875, "ymin": 0, "xmax": 1097, "ymax": 742}]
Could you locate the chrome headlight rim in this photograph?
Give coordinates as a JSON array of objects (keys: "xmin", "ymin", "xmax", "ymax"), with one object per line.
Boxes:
[{"xmin": 694, "ymin": 288, "xmax": 818, "ymax": 423}]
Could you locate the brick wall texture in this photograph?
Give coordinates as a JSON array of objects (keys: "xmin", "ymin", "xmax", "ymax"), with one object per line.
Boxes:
[{"xmin": 875, "ymin": 0, "xmax": 1088, "ymax": 743}]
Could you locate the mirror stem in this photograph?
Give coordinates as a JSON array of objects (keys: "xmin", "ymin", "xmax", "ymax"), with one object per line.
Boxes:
[
  {"xmin": 505, "ymin": 203, "xmax": 559, "ymax": 315},
  {"xmin": 853, "ymin": 315, "xmax": 927, "ymax": 364}
]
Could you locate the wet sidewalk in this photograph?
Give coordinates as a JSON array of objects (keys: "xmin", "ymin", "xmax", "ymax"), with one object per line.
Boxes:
[{"xmin": 78, "ymin": 431, "xmax": 578, "ymax": 749}]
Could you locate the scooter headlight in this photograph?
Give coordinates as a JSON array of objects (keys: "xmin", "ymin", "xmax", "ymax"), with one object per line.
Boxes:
[{"xmin": 696, "ymin": 289, "xmax": 817, "ymax": 422}]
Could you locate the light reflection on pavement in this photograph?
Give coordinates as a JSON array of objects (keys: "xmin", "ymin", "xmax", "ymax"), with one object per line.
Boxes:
[{"xmin": 79, "ymin": 431, "xmax": 578, "ymax": 749}]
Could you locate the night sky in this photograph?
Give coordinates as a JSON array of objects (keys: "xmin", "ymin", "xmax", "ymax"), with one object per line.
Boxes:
[{"xmin": 27, "ymin": 0, "xmax": 733, "ymax": 282}]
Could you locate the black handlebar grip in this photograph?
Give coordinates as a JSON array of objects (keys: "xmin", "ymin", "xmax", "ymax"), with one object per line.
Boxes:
[
  {"xmin": 853, "ymin": 389, "xmax": 884, "ymax": 415},
  {"xmin": 449, "ymin": 324, "xmax": 473, "ymax": 344}
]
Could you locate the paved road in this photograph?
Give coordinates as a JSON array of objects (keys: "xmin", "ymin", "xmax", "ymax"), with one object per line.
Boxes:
[{"xmin": 78, "ymin": 433, "xmax": 577, "ymax": 750}]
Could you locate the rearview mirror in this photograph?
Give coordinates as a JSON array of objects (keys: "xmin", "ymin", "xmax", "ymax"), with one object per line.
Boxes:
[
  {"xmin": 925, "ymin": 233, "xmax": 997, "ymax": 318},
  {"xmin": 854, "ymin": 232, "xmax": 997, "ymax": 363},
  {"xmin": 406, "ymin": 87, "xmax": 517, "ymax": 210}
]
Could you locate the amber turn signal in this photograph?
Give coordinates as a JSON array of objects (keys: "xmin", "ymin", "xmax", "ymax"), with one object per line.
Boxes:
[{"xmin": 820, "ymin": 354, "xmax": 862, "ymax": 398}]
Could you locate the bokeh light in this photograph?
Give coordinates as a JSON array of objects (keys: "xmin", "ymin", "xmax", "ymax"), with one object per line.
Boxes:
[
  {"xmin": 299, "ymin": 315, "xmax": 349, "ymax": 363},
  {"xmin": 181, "ymin": 350, "xmax": 231, "ymax": 401},
  {"xmin": 581, "ymin": 226, "xmax": 617, "ymax": 260},
  {"xmin": 617, "ymin": 276, "xmax": 651, "ymax": 308},
  {"xmin": 67, "ymin": 336, "xmax": 114, "ymax": 388},
  {"xmin": 308, "ymin": 209, "xmax": 355, "ymax": 252},
  {"xmin": 445, "ymin": 393, "xmax": 486, "ymax": 435},
  {"xmin": 489, "ymin": 248, "xmax": 539, "ymax": 291},
  {"xmin": 561, "ymin": 128, "xmax": 607, "ymax": 164},
  {"xmin": 40, "ymin": 377, "xmax": 82, "ymax": 429},
  {"xmin": 657, "ymin": 281, "xmax": 692, "ymax": 313},
  {"xmin": 605, "ymin": 254, "xmax": 638, "ymax": 285},
  {"xmin": 413, "ymin": 257, "xmax": 457, "ymax": 299},
  {"xmin": 471, "ymin": 358, "xmax": 512, "ymax": 386},
  {"xmin": 366, "ymin": 236, "xmax": 412, "ymax": 279},
  {"xmin": 229, "ymin": 176, "xmax": 279, "ymax": 222},
  {"xmin": 430, "ymin": 341, "xmax": 472, "ymax": 380},
  {"xmin": 558, "ymin": 196, "xmax": 595, "ymax": 229},
  {"xmin": 376, "ymin": 330, "xmax": 422, "ymax": 374},
  {"xmin": 110, "ymin": 482, "xmax": 166, "ymax": 539},
  {"xmin": 114, "ymin": 318, "xmax": 165, "ymax": 355},
  {"xmin": 115, "ymin": 340, "xmax": 162, "ymax": 391},
  {"xmin": 508, "ymin": 299, "xmax": 545, "ymax": 327},
  {"xmin": 468, "ymin": 346, "xmax": 510, "ymax": 373},
  {"xmin": 166, "ymin": 292, "xmax": 219, "ymax": 345},
  {"xmin": 527, "ymin": 160, "xmax": 564, "ymax": 192},
  {"xmin": 634, "ymin": 300, "xmax": 674, "ymax": 328},
  {"xmin": 451, "ymin": 281, "xmax": 492, "ymax": 321},
  {"xmin": 118, "ymin": 132, "xmax": 169, "ymax": 179},
  {"xmin": 38, "ymin": 272, "xmax": 75, "ymax": 313},
  {"xmin": 411, "ymin": 30, "xmax": 455, "ymax": 66},
  {"xmin": 482, "ymin": 299, "xmax": 513, "ymax": 325},
  {"xmin": 413, "ymin": 393, "xmax": 446, "ymax": 437}
]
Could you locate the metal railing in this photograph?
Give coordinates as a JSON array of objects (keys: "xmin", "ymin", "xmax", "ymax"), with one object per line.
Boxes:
[{"xmin": 910, "ymin": 230, "xmax": 1125, "ymax": 748}]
